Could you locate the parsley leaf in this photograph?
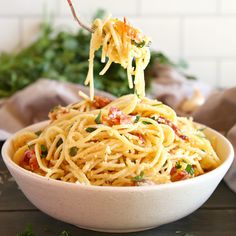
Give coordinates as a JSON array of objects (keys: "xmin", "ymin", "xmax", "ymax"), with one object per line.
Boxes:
[
  {"xmin": 17, "ymin": 224, "xmax": 34, "ymax": 236},
  {"xmin": 69, "ymin": 146, "xmax": 78, "ymax": 156},
  {"xmin": 132, "ymin": 40, "xmax": 146, "ymax": 48},
  {"xmin": 59, "ymin": 230, "xmax": 71, "ymax": 236},
  {"xmin": 35, "ymin": 130, "xmax": 42, "ymax": 136},
  {"xmin": 134, "ymin": 90, "xmax": 140, "ymax": 98},
  {"xmin": 132, "ymin": 171, "xmax": 144, "ymax": 182},
  {"xmin": 40, "ymin": 144, "xmax": 48, "ymax": 158},
  {"xmin": 185, "ymin": 164, "xmax": 194, "ymax": 175},
  {"xmin": 134, "ymin": 115, "xmax": 140, "ymax": 123},
  {"xmin": 56, "ymin": 138, "xmax": 63, "ymax": 147},
  {"xmin": 86, "ymin": 127, "xmax": 97, "ymax": 133},
  {"xmin": 50, "ymin": 105, "xmax": 60, "ymax": 113},
  {"xmin": 176, "ymin": 162, "xmax": 182, "ymax": 169},
  {"xmin": 197, "ymin": 127, "xmax": 206, "ymax": 132},
  {"xmin": 95, "ymin": 110, "xmax": 102, "ymax": 124},
  {"xmin": 142, "ymin": 121, "xmax": 152, "ymax": 125}
]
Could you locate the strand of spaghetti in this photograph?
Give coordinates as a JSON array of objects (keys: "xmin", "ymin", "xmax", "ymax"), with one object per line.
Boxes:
[
  {"xmin": 101, "ymin": 33, "xmax": 111, "ymax": 63},
  {"xmin": 34, "ymin": 142, "xmax": 52, "ymax": 173},
  {"xmin": 75, "ymin": 126, "xmax": 156, "ymax": 152},
  {"xmin": 69, "ymin": 167, "xmax": 90, "ymax": 185},
  {"xmin": 99, "ymin": 59, "xmax": 112, "ymax": 75},
  {"xmin": 64, "ymin": 149, "xmax": 90, "ymax": 185},
  {"xmin": 108, "ymin": 21, "xmax": 122, "ymax": 58}
]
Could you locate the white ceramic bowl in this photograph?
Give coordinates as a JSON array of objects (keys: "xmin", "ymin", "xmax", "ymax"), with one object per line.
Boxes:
[{"xmin": 2, "ymin": 121, "xmax": 234, "ymax": 233}]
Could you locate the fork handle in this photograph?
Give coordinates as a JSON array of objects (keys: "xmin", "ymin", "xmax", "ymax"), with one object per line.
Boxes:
[{"xmin": 67, "ymin": 0, "xmax": 94, "ymax": 33}]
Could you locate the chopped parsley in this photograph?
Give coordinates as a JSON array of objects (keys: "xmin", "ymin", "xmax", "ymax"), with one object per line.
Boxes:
[
  {"xmin": 176, "ymin": 162, "xmax": 182, "ymax": 169},
  {"xmin": 35, "ymin": 130, "xmax": 42, "ymax": 136},
  {"xmin": 40, "ymin": 144, "xmax": 48, "ymax": 158},
  {"xmin": 132, "ymin": 39, "xmax": 146, "ymax": 48},
  {"xmin": 196, "ymin": 134, "xmax": 206, "ymax": 139},
  {"xmin": 86, "ymin": 127, "xmax": 97, "ymax": 133},
  {"xmin": 134, "ymin": 115, "xmax": 140, "ymax": 123},
  {"xmin": 142, "ymin": 121, "xmax": 152, "ymax": 125},
  {"xmin": 59, "ymin": 230, "xmax": 71, "ymax": 236},
  {"xmin": 197, "ymin": 127, "xmax": 206, "ymax": 132},
  {"xmin": 185, "ymin": 164, "xmax": 194, "ymax": 175},
  {"xmin": 50, "ymin": 105, "xmax": 60, "ymax": 113},
  {"xmin": 134, "ymin": 90, "xmax": 140, "ymax": 98},
  {"xmin": 56, "ymin": 138, "xmax": 63, "ymax": 147},
  {"xmin": 69, "ymin": 146, "xmax": 78, "ymax": 156},
  {"xmin": 132, "ymin": 171, "xmax": 144, "ymax": 182},
  {"xmin": 17, "ymin": 224, "xmax": 34, "ymax": 236},
  {"xmin": 95, "ymin": 110, "xmax": 102, "ymax": 124}
]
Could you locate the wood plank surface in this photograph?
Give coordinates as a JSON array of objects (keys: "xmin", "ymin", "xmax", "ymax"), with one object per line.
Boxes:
[{"xmin": 1, "ymin": 209, "xmax": 236, "ymax": 236}]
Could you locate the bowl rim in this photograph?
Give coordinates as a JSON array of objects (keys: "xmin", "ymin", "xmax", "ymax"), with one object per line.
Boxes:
[{"xmin": 2, "ymin": 120, "xmax": 234, "ymax": 192}]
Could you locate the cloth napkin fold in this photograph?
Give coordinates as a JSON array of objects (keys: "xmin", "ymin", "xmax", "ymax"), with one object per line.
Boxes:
[
  {"xmin": 192, "ymin": 87, "xmax": 236, "ymax": 192},
  {"xmin": 0, "ymin": 79, "xmax": 235, "ymax": 192},
  {"xmin": 0, "ymin": 79, "xmax": 114, "ymax": 137}
]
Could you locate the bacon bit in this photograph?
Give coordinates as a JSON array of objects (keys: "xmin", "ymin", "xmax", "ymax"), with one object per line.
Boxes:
[
  {"xmin": 93, "ymin": 96, "xmax": 112, "ymax": 109},
  {"xmin": 20, "ymin": 150, "xmax": 39, "ymax": 171},
  {"xmin": 104, "ymin": 107, "xmax": 133, "ymax": 126},
  {"xmin": 120, "ymin": 19, "xmax": 143, "ymax": 42},
  {"xmin": 136, "ymin": 133, "xmax": 145, "ymax": 144},
  {"xmin": 157, "ymin": 116, "xmax": 189, "ymax": 141},
  {"xmin": 170, "ymin": 167, "xmax": 189, "ymax": 182}
]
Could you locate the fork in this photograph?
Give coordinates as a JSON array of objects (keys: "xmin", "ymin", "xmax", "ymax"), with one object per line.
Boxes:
[{"xmin": 67, "ymin": 0, "xmax": 94, "ymax": 33}]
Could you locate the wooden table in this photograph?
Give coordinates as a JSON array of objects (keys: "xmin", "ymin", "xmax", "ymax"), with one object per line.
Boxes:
[{"xmin": 1, "ymin": 143, "xmax": 236, "ymax": 236}]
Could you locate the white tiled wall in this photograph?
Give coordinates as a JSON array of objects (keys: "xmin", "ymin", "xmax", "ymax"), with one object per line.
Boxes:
[{"xmin": 0, "ymin": 0, "xmax": 236, "ymax": 88}]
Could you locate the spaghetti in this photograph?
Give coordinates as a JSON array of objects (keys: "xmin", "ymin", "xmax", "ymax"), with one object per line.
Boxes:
[
  {"xmin": 85, "ymin": 16, "xmax": 151, "ymax": 100},
  {"xmin": 12, "ymin": 16, "xmax": 220, "ymax": 186},
  {"xmin": 12, "ymin": 94, "xmax": 220, "ymax": 186}
]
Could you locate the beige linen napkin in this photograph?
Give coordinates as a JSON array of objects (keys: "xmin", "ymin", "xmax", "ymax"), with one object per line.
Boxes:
[
  {"xmin": 0, "ymin": 79, "xmax": 114, "ymax": 138},
  {"xmin": 193, "ymin": 87, "xmax": 236, "ymax": 192}
]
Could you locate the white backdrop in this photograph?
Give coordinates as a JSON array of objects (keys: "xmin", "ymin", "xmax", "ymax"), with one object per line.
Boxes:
[{"xmin": 0, "ymin": 0, "xmax": 236, "ymax": 88}]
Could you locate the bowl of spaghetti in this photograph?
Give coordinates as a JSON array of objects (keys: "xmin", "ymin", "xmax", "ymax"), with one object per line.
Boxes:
[{"xmin": 2, "ymin": 94, "xmax": 234, "ymax": 233}]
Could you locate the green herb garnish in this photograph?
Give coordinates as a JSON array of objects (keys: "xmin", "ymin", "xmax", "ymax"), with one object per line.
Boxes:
[
  {"xmin": 69, "ymin": 146, "xmax": 78, "ymax": 156},
  {"xmin": 132, "ymin": 171, "xmax": 144, "ymax": 182},
  {"xmin": 197, "ymin": 127, "xmax": 206, "ymax": 132},
  {"xmin": 0, "ymin": 12, "xmax": 197, "ymax": 100},
  {"xmin": 142, "ymin": 121, "xmax": 152, "ymax": 125},
  {"xmin": 95, "ymin": 110, "xmax": 102, "ymax": 124},
  {"xmin": 35, "ymin": 130, "xmax": 42, "ymax": 136},
  {"xmin": 132, "ymin": 40, "xmax": 146, "ymax": 48},
  {"xmin": 134, "ymin": 90, "xmax": 141, "ymax": 98},
  {"xmin": 59, "ymin": 230, "xmax": 71, "ymax": 236},
  {"xmin": 50, "ymin": 105, "xmax": 60, "ymax": 113},
  {"xmin": 185, "ymin": 164, "xmax": 194, "ymax": 175},
  {"xmin": 176, "ymin": 162, "xmax": 182, "ymax": 169},
  {"xmin": 17, "ymin": 224, "xmax": 34, "ymax": 236},
  {"xmin": 56, "ymin": 138, "xmax": 63, "ymax": 147},
  {"xmin": 134, "ymin": 115, "xmax": 140, "ymax": 123},
  {"xmin": 196, "ymin": 134, "xmax": 206, "ymax": 139},
  {"xmin": 40, "ymin": 144, "xmax": 48, "ymax": 158},
  {"xmin": 86, "ymin": 127, "xmax": 97, "ymax": 133}
]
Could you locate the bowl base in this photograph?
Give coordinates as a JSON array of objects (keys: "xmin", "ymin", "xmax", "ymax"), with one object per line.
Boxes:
[{"xmin": 75, "ymin": 224, "xmax": 156, "ymax": 233}]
